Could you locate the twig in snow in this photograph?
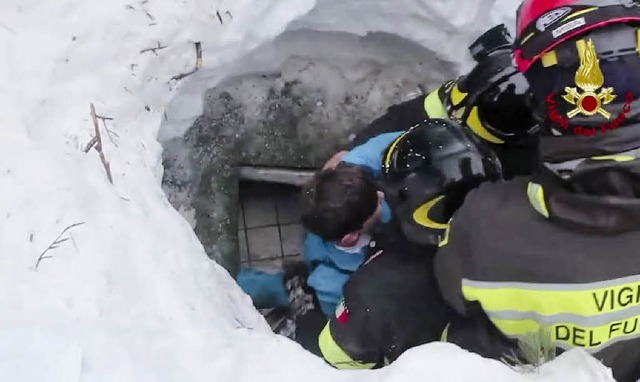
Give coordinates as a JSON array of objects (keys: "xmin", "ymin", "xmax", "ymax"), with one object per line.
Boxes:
[
  {"xmin": 216, "ymin": 10, "xmax": 223, "ymax": 24},
  {"xmin": 95, "ymin": 114, "xmax": 114, "ymax": 122},
  {"xmin": 234, "ymin": 317, "xmax": 254, "ymax": 330},
  {"xmin": 83, "ymin": 136, "xmax": 98, "ymax": 153},
  {"xmin": 69, "ymin": 233, "xmax": 79, "ymax": 252},
  {"xmin": 35, "ymin": 222, "xmax": 85, "ymax": 270},
  {"xmin": 96, "ymin": 117, "xmax": 119, "ymax": 147},
  {"xmin": 170, "ymin": 42, "xmax": 203, "ymax": 81},
  {"xmin": 225, "ymin": 11, "xmax": 233, "ymax": 20},
  {"xmin": 89, "ymin": 103, "xmax": 114, "ymax": 184},
  {"xmin": 145, "ymin": 11, "xmax": 155, "ymax": 21},
  {"xmin": 140, "ymin": 42, "xmax": 167, "ymax": 56},
  {"xmin": 104, "ymin": 127, "xmax": 120, "ymax": 147}
]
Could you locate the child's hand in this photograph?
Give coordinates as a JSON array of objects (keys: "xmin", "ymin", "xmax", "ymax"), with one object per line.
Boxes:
[{"xmin": 323, "ymin": 150, "xmax": 349, "ymax": 170}]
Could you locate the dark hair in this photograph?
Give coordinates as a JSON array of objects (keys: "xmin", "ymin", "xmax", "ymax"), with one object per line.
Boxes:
[{"xmin": 301, "ymin": 164, "xmax": 379, "ymax": 241}]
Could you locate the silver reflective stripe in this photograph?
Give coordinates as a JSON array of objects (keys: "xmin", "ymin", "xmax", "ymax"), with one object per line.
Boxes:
[
  {"xmin": 462, "ymin": 274, "xmax": 640, "ymax": 291},
  {"xmin": 486, "ymin": 303, "xmax": 640, "ymax": 327},
  {"xmin": 517, "ymin": 328, "xmax": 640, "ymax": 354},
  {"xmin": 552, "ymin": 331, "xmax": 640, "ymax": 353}
]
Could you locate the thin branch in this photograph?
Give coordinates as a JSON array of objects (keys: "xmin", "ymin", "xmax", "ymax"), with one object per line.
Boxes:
[
  {"xmin": 140, "ymin": 42, "xmax": 166, "ymax": 56},
  {"xmin": 35, "ymin": 222, "xmax": 85, "ymax": 270},
  {"xmin": 95, "ymin": 114, "xmax": 114, "ymax": 121},
  {"xmin": 98, "ymin": 116, "xmax": 119, "ymax": 147},
  {"xmin": 225, "ymin": 10, "xmax": 233, "ymax": 20},
  {"xmin": 90, "ymin": 103, "xmax": 114, "ymax": 183},
  {"xmin": 171, "ymin": 42, "xmax": 203, "ymax": 81},
  {"xmin": 69, "ymin": 233, "xmax": 79, "ymax": 252},
  {"xmin": 83, "ymin": 136, "xmax": 98, "ymax": 153},
  {"xmin": 216, "ymin": 10, "xmax": 223, "ymax": 24},
  {"xmin": 105, "ymin": 129, "xmax": 119, "ymax": 147}
]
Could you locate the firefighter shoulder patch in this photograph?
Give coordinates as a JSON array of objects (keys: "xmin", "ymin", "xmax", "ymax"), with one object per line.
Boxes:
[{"xmin": 335, "ymin": 297, "xmax": 350, "ymax": 324}]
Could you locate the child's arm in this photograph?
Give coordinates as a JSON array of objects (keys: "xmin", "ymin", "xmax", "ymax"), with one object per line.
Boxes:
[{"xmin": 340, "ymin": 131, "xmax": 404, "ymax": 176}]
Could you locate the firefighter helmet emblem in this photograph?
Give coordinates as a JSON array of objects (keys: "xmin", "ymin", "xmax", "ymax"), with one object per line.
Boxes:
[{"xmin": 562, "ymin": 39, "xmax": 616, "ymax": 119}]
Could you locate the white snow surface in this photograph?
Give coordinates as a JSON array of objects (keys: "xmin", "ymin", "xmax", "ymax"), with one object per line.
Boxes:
[{"xmin": 0, "ymin": 0, "xmax": 618, "ymax": 381}]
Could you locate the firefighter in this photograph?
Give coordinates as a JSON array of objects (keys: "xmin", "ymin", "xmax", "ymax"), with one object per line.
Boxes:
[
  {"xmin": 434, "ymin": 2, "xmax": 640, "ymax": 381},
  {"xmin": 346, "ymin": 23, "xmax": 538, "ymax": 179},
  {"xmin": 239, "ymin": 23, "xmax": 539, "ymax": 355},
  {"xmin": 317, "ymin": 118, "xmax": 503, "ymax": 368},
  {"xmin": 301, "ymin": 23, "xmax": 539, "ymax": 317}
]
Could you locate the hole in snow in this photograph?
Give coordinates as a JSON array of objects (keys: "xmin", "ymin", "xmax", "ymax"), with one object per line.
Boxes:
[{"xmin": 159, "ymin": 29, "xmax": 457, "ymax": 277}]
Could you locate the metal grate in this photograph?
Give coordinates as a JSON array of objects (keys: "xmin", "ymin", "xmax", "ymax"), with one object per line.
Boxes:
[{"xmin": 238, "ymin": 181, "xmax": 305, "ymax": 272}]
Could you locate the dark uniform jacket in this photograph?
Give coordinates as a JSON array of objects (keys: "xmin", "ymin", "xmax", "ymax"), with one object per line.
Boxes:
[
  {"xmin": 434, "ymin": 158, "xmax": 640, "ymax": 382},
  {"xmin": 318, "ymin": 222, "xmax": 453, "ymax": 369},
  {"xmin": 347, "ymin": 89, "xmax": 537, "ymax": 180}
]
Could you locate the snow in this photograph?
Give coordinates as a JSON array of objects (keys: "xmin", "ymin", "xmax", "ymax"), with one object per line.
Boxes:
[{"xmin": 0, "ymin": 0, "xmax": 619, "ymax": 381}]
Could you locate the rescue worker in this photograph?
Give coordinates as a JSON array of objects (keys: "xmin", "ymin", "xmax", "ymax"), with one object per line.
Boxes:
[
  {"xmin": 238, "ymin": 23, "xmax": 538, "ymax": 353},
  {"xmin": 317, "ymin": 118, "xmax": 503, "ymax": 368},
  {"xmin": 434, "ymin": 2, "xmax": 640, "ymax": 381},
  {"xmin": 347, "ymin": 23, "xmax": 538, "ymax": 178},
  {"xmin": 301, "ymin": 23, "xmax": 538, "ymax": 316}
]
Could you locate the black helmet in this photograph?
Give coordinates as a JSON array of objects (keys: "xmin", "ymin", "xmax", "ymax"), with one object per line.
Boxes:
[
  {"xmin": 381, "ymin": 119, "xmax": 503, "ymax": 246},
  {"xmin": 442, "ymin": 24, "xmax": 539, "ymax": 146}
]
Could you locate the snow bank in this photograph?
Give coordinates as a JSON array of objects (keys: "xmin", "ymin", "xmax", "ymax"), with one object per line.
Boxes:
[{"xmin": 0, "ymin": 0, "xmax": 617, "ymax": 381}]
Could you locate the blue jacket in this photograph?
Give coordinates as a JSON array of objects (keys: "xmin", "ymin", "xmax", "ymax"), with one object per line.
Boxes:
[{"xmin": 303, "ymin": 131, "xmax": 402, "ymax": 316}]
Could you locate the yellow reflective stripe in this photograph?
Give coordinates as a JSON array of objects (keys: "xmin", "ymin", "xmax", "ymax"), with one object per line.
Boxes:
[
  {"xmin": 491, "ymin": 316, "xmax": 640, "ymax": 352},
  {"xmin": 526, "ymin": 182, "xmax": 549, "ymax": 218},
  {"xmin": 636, "ymin": 29, "xmax": 640, "ymax": 54},
  {"xmin": 464, "ymin": 278, "xmax": 640, "ymax": 352},
  {"xmin": 318, "ymin": 323, "xmax": 376, "ymax": 369},
  {"xmin": 438, "ymin": 220, "xmax": 451, "ymax": 248},
  {"xmin": 520, "ymin": 32, "xmax": 535, "ymax": 46},
  {"xmin": 424, "ymin": 88, "xmax": 447, "ymax": 118},
  {"xmin": 540, "ymin": 39, "xmax": 588, "ymax": 68},
  {"xmin": 562, "ymin": 7, "xmax": 598, "ymax": 22},
  {"xmin": 490, "ymin": 318, "xmax": 542, "ymax": 338},
  {"xmin": 440, "ymin": 322, "xmax": 451, "ymax": 342},
  {"xmin": 412, "ymin": 195, "xmax": 448, "ymax": 230},
  {"xmin": 465, "ymin": 106, "xmax": 504, "ymax": 144},
  {"xmin": 541, "ymin": 50, "xmax": 558, "ymax": 67},
  {"xmin": 383, "ymin": 131, "xmax": 409, "ymax": 170},
  {"xmin": 450, "ymin": 83, "xmax": 467, "ymax": 106},
  {"xmin": 591, "ymin": 155, "xmax": 635, "ymax": 162},
  {"xmin": 462, "ymin": 277, "xmax": 640, "ymax": 317}
]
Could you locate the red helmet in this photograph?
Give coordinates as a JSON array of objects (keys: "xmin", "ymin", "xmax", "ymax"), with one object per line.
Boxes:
[{"xmin": 514, "ymin": 0, "xmax": 640, "ymax": 72}]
